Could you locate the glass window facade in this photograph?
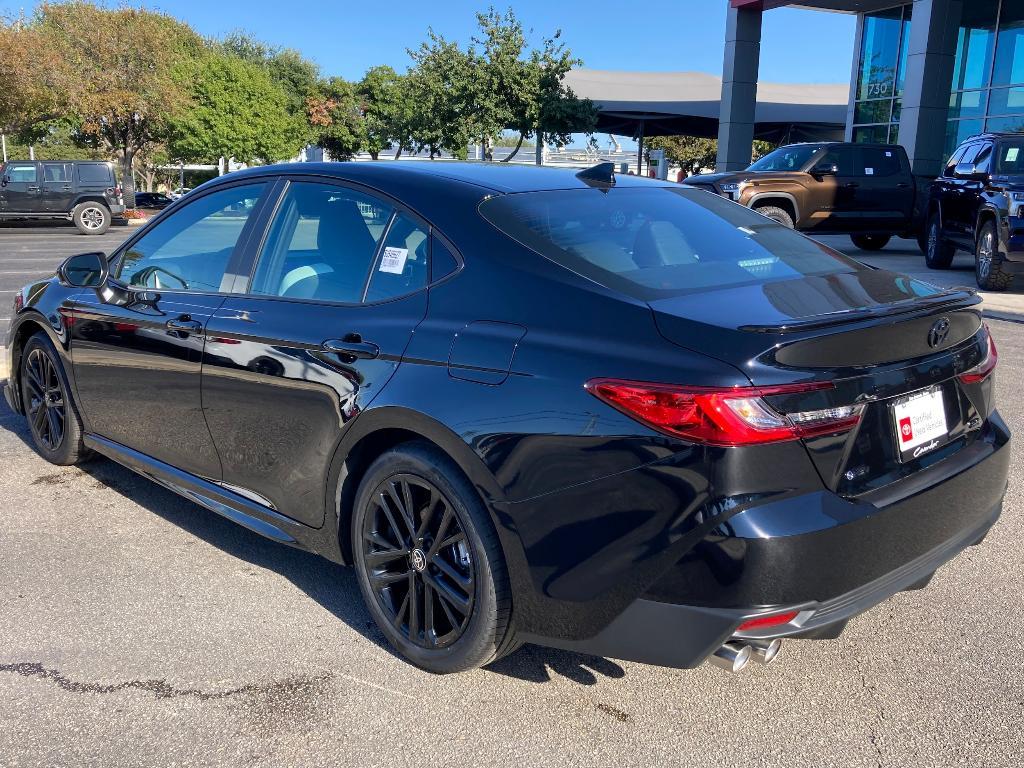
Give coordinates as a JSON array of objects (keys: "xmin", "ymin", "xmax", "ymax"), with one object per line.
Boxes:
[
  {"xmin": 946, "ymin": 0, "xmax": 1024, "ymax": 157},
  {"xmin": 853, "ymin": 5, "xmax": 911, "ymax": 143}
]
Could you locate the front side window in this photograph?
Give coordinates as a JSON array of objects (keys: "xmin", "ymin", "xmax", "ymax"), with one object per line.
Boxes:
[
  {"xmin": 480, "ymin": 187, "xmax": 863, "ymax": 301},
  {"xmin": 6, "ymin": 164, "xmax": 37, "ymax": 183},
  {"xmin": 747, "ymin": 145, "xmax": 822, "ymax": 172},
  {"xmin": 996, "ymin": 138, "xmax": 1024, "ymax": 173},
  {"xmin": 117, "ymin": 183, "xmax": 266, "ymax": 292},
  {"xmin": 250, "ymin": 182, "xmax": 393, "ymax": 303}
]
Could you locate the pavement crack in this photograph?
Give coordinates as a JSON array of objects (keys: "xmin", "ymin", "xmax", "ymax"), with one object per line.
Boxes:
[{"xmin": 0, "ymin": 661, "xmax": 332, "ymax": 702}]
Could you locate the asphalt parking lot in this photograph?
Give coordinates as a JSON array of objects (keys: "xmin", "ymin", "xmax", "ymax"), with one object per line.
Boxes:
[{"xmin": 0, "ymin": 223, "xmax": 1022, "ymax": 767}]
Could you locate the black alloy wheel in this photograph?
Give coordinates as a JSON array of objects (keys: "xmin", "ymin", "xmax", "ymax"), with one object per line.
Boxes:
[
  {"xmin": 23, "ymin": 347, "xmax": 67, "ymax": 452},
  {"xmin": 361, "ymin": 474, "xmax": 475, "ymax": 649}
]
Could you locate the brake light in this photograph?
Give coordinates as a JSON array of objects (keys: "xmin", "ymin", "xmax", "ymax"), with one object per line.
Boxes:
[
  {"xmin": 959, "ymin": 328, "xmax": 998, "ymax": 385},
  {"xmin": 585, "ymin": 379, "xmax": 864, "ymax": 446},
  {"xmin": 736, "ymin": 610, "xmax": 800, "ymax": 632}
]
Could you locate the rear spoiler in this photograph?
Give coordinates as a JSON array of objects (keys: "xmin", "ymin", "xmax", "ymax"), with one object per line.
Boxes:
[{"xmin": 738, "ymin": 289, "xmax": 980, "ymax": 334}]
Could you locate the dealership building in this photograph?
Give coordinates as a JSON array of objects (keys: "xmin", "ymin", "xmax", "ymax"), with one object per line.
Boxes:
[{"xmin": 721, "ymin": 0, "xmax": 1024, "ymax": 174}]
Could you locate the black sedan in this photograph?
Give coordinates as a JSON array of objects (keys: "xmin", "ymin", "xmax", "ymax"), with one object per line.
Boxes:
[
  {"xmin": 133, "ymin": 192, "xmax": 174, "ymax": 210},
  {"xmin": 4, "ymin": 161, "xmax": 1009, "ymax": 675}
]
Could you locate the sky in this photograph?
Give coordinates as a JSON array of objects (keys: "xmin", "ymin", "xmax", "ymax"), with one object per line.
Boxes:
[{"xmin": 1, "ymin": 0, "xmax": 856, "ymax": 83}]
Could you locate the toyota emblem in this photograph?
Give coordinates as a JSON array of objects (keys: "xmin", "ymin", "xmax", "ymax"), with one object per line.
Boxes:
[{"xmin": 927, "ymin": 318, "xmax": 950, "ymax": 348}]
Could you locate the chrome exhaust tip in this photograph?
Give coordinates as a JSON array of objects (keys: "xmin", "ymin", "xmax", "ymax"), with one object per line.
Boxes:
[
  {"xmin": 709, "ymin": 641, "xmax": 752, "ymax": 673},
  {"xmin": 746, "ymin": 638, "xmax": 783, "ymax": 665}
]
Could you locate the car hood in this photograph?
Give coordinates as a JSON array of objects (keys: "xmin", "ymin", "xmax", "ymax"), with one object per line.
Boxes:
[{"xmin": 648, "ymin": 268, "xmax": 980, "ymax": 382}]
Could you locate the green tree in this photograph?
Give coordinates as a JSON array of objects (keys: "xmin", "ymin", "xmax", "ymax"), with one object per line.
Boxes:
[
  {"xmin": 0, "ymin": 12, "xmax": 71, "ymax": 136},
  {"xmin": 31, "ymin": 2, "xmax": 200, "ymax": 206},
  {"xmin": 406, "ymin": 29, "xmax": 484, "ymax": 159},
  {"xmin": 647, "ymin": 136, "xmax": 776, "ymax": 176},
  {"xmin": 472, "ymin": 8, "xmax": 597, "ymax": 161},
  {"xmin": 307, "ymin": 76, "xmax": 365, "ymax": 160},
  {"xmin": 167, "ymin": 53, "xmax": 306, "ymax": 165},
  {"xmin": 358, "ymin": 65, "xmax": 412, "ymax": 160},
  {"xmin": 221, "ymin": 32, "xmax": 320, "ymax": 147}
]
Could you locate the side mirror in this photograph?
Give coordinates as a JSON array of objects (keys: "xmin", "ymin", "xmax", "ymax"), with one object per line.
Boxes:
[
  {"xmin": 811, "ymin": 163, "xmax": 838, "ymax": 176},
  {"xmin": 954, "ymin": 162, "xmax": 988, "ymax": 181},
  {"xmin": 58, "ymin": 251, "xmax": 108, "ymax": 288}
]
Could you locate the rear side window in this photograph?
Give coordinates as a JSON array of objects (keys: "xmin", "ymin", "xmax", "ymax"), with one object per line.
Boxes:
[
  {"xmin": 479, "ymin": 187, "xmax": 862, "ymax": 301},
  {"xmin": 43, "ymin": 163, "xmax": 71, "ymax": 183},
  {"xmin": 857, "ymin": 147, "xmax": 902, "ymax": 177},
  {"xmin": 250, "ymin": 182, "xmax": 393, "ymax": 303},
  {"xmin": 364, "ymin": 212, "xmax": 430, "ymax": 302},
  {"xmin": 77, "ymin": 163, "xmax": 113, "ymax": 184}
]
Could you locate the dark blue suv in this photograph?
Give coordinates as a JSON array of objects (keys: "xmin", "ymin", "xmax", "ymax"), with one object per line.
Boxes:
[{"xmin": 925, "ymin": 132, "xmax": 1024, "ymax": 290}]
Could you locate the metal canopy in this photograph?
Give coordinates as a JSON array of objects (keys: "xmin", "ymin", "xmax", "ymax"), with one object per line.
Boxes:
[{"xmin": 562, "ymin": 68, "xmax": 849, "ymax": 142}]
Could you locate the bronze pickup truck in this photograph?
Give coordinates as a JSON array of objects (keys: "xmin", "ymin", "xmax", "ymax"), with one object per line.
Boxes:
[{"xmin": 686, "ymin": 142, "xmax": 928, "ymax": 252}]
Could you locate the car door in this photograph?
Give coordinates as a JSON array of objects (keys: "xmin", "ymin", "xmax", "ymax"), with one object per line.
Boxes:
[
  {"xmin": 1, "ymin": 162, "xmax": 43, "ymax": 212},
  {"xmin": 934, "ymin": 144, "xmax": 968, "ymax": 237},
  {"xmin": 41, "ymin": 162, "xmax": 75, "ymax": 212},
  {"xmin": 852, "ymin": 146, "xmax": 913, "ymax": 231},
  {"xmin": 200, "ymin": 179, "xmax": 430, "ymax": 527},
  {"xmin": 948, "ymin": 142, "xmax": 982, "ymax": 245},
  {"xmin": 804, "ymin": 146, "xmax": 857, "ymax": 232},
  {"xmin": 961, "ymin": 141, "xmax": 993, "ymax": 244},
  {"xmin": 68, "ymin": 180, "xmax": 271, "ymax": 480}
]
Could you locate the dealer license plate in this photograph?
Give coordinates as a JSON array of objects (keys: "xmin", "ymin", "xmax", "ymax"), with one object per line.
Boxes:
[{"xmin": 891, "ymin": 386, "xmax": 948, "ymax": 461}]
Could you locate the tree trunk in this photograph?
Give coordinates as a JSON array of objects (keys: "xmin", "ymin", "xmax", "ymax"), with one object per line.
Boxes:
[
  {"xmin": 502, "ymin": 133, "xmax": 526, "ymax": 163},
  {"xmin": 394, "ymin": 147, "xmax": 402, "ymax": 160},
  {"xmin": 370, "ymin": 150, "xmax": 379, "ymax": 161},
  {"xmin": 119, "ymin": 150, "xmax": 136, "ymax": 209}
]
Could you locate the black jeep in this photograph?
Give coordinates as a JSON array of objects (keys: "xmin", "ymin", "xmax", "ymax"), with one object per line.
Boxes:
[
  {"xmin": 925, "ymin": 132, "xmax": 1024, "ymax": 290},
  {"xmin": 0, "ymin": 160, "xmax": 125, "ymax": 235}
]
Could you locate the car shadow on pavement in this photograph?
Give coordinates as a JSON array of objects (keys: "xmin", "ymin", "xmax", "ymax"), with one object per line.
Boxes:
[{"xmin": 0, "ymin": 390, "xmax": 626, "ymax": 685}]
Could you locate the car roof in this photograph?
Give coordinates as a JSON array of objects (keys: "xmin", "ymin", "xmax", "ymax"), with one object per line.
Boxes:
[{"xmin": 218, "ymin": 161, "xmax": 677, "ymax": 195}]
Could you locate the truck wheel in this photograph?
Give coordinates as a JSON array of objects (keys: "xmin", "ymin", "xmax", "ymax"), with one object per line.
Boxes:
[
  {"xmin": 72, "ymin": 202, "xmax": 111, "ymax": 235},
  {"xmin": 975, "ymin": 220, "xmax": 1014, "ymax": 291},
  {"xmin": 753, "ymin": 205, "xmax": 794, "ymax": 228},
  {"xmin": 924, "ymin": 212, "xmax": 955, "ymax": 269},
  {"xmin": 850, "ymin": 234, "xmax": 891, "ymax": 251}
]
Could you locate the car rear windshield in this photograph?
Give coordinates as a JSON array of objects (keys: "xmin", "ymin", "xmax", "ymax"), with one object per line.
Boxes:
[{"xmin": 478, "ymin": 187, "xmax": 863, "ymax": 301}]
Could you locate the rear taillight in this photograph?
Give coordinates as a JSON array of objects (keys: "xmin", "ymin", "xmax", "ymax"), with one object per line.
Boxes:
[
  {"xmin": 585, "ymin": 379, "xmax": 864, "ymax": 446},
  {"xmin": 959, "ymin": 327, "xmax": 998, "ymax": 385}
]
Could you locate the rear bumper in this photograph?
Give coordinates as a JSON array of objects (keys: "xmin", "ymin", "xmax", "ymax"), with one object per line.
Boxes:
[
  {"xmin": 530, "ymin": 500, "xmax": 999, "ymax": 668},
  {"xmin": 520, "ymin": 413, "xmax": 1010, "ymax": 668}
]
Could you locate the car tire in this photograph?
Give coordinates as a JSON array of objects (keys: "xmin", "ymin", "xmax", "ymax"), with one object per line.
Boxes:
[
  {"xmin": 72, "ymin": 202, "xmax": 111, "ymax": 235},
  {"xmin": 924, "ymin": 211, "xmax": 956, "ymax": 269},
  {"xmin": 19, "ymin": 333, "xmax": 89, "ymax": 466},
  {"xmin": 975, "ymin": 220, "xmax": 1014, "ymax": 291},
  {"xmin": 352, "ymin": 441, "xmax": 517, "ymax": 673},
  {"xmin": 850, "ymin": 234, "xmax": 891, "ymax": 251},
  {"xmin": 752, "ymin": 205, "xmax": 794, "ymax": 228}
]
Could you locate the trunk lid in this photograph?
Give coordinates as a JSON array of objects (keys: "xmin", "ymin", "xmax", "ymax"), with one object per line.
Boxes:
[{"xmin": 650, "ymin": 269, "xmax": 992, "ymax": 496}]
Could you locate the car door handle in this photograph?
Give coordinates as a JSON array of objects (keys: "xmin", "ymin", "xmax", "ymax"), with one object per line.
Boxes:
[
  {"xmin": 897, "ymin": 182, "xmax": 910, "ymax": 188},
  {"xmin": 166, "ymin": 317, "xmax": 203, "ymax": 334},
  {"xmin": 843, "ymin": 182, "xmax": 859, "ymax": 188},
  {"xmin": 321, "ymin": 336, "xmax": 380, "ymax": 360},
  {"xmin": 27, "ymin": 186, "xmax": 40, "ymax": 192}
]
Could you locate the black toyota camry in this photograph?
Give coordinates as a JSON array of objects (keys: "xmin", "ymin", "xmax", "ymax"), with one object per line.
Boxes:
[{"xmin": 4, "ymin": 161, "xmax": 1009, "ymax": 674}]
